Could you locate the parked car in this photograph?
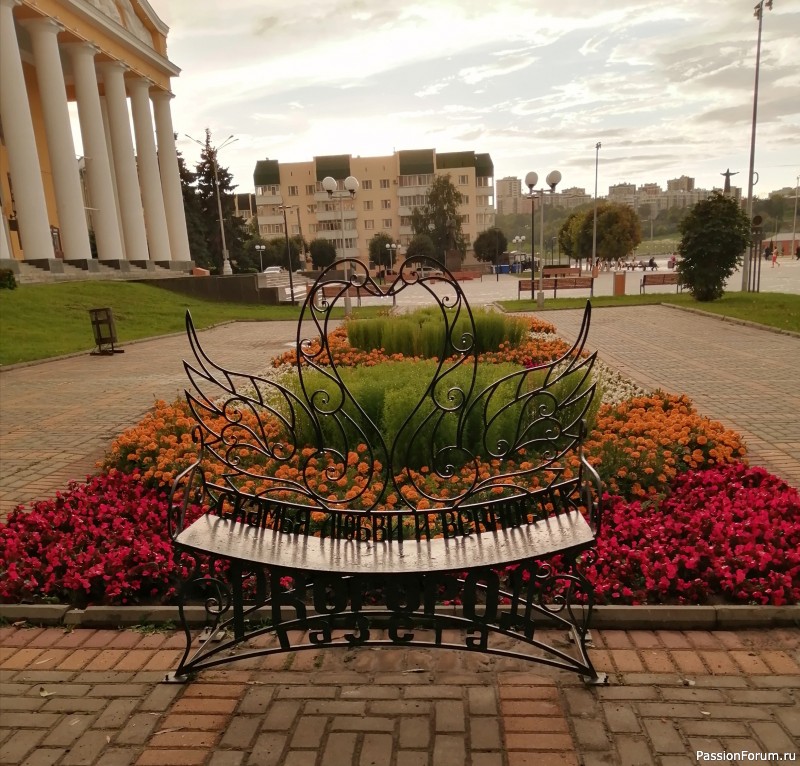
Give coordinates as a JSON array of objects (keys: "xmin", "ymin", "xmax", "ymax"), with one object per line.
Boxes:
[
  {"xmin": 414, "ymin": 266, "xmax": 444, "ymax": 278},
  {"xmin": 262, "ymin": 266, "xmax": 283, "ymax": 275}
]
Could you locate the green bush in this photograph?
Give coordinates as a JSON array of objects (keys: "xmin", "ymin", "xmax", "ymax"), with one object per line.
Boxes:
[
  {"xmin": 0, "ymin": 269, "xmax": 17, "ymax": 290},
  {"xmin": 280, "ymin": 360, "xmax": 598, "ymax": 469},
  {"xmin": 346, "ymin": 307, "xmax": 529, "ymax": 358}
]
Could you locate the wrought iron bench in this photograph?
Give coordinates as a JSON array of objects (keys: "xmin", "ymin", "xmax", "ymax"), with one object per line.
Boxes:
[{"xmin": 166, "ymin": 257, "xmax": 607, "ymax": 685}]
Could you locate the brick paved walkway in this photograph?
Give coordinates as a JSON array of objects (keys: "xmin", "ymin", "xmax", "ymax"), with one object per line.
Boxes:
[
  {"xmin": 544, "ymin": 305, "xmax": 800, "ymax": 490},
  {"xmin": 1, "ymin": 625, "xmax": 798, "ymax": 765}
]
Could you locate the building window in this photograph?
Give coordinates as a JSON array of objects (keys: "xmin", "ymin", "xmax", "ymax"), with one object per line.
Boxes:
[
  {"xmin": 400, "ymin": 216, "xmax": 412, "ymax": 227},
  {"xmin": 305, "ymin": 184, "xmax": 316, "ymax": 195},
  {"xmin": 382, "ymin": 218, "xmax": 392, "ymax": 228},
  {"xmin": 263, "ymin": 223, "xmax": 285, "ymax": 234},
  {"xmin": 364, "ymin": 220, "xmax": 374, "ymax": 230},
  {"xmin": 361, "ymin": 180, "xmax": 373, "ymax": 190},
  {"xmin": 363, "ymin": 200, "xmax": 373, "ymax": 211},
  {"xmin": 462, "ymin": 195, "xmax": 469, "ymax": 204},
  {"xmin": 460, "ymin": 215, "xmax": 469, "ymax": 224},
  {"xmin": 399, "ymin": 174, "xmax": 433, "ymax": 188},
  {"xmin": 381, "ymin": 199, "xmax": 391, "ymax": 209},
  {"xmin": 306, "ymin": 204, "xmax": 316, "ymax": 214},
  {"xmin": 458, "ymin": 175, "xmax": 469, "ymax": 185},
  {"xmin": 476, "ymin": 177, "xmax": 492, "ymax": 187},
  {"xmin": 287, "ymin": 186, "xmax": 299, "ymax": 196},
  {"xmin": 477, "ymin": 195, "xmax": 491, "ymax": 206},
  {"xmin": 380, "ymin": 179, "xmax": 390, "ymax": 189},
  {"xmin": 399, "ymin": 194, "xmax": 429, "ymax": 208}
]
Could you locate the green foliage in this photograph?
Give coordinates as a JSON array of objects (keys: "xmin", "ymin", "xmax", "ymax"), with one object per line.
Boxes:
[
  {"xmin": 284, "ymin": 360, "xmax": 597, "ymax": 470},
  {"xmin": 346, "ymin": 307, "xmax": 528, "ymax": 358},
  {"xmin": 309, "ymin": 238, "xmax": 337, "ymax": 269},
  {"xmin": 677, "ymin": 192, "xmax": 750, "ymax": 301},
  {"xmin": 559, "ymin": 203, "xmax": 642, "ymax": 265},
  {"xmin": 368, "ymin": 232, "xmax": 395, "ymax": 268},
  {"xmin": 472, "ymin": 227, "xmax": 508, "ymax": 264},
  {"xmin": 0, "ymin": 269, "xmax": 17, "ymax": 290},
  {"xmin": 410, "ymin": 175, "xmax": 466, "ymax": 264},
  {"xmin": 177, "ymin": 146, "xmax": 211, "ymax": 269},
  {"xmin": 405, "ymin": 234, "xmax": 437, "ymax": 260}
]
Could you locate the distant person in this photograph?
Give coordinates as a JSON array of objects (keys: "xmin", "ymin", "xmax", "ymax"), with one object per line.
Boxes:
[
  {"xmin": 796, "ymin": 245, "xmax": 800, "ymax": 260},
  {"xmin": 772, "ymin": 247, "xmax": 780, "ymax": 268},
  {"xmin": 648, "ymin": 257, "xmax": 657, "ymax": 271}
]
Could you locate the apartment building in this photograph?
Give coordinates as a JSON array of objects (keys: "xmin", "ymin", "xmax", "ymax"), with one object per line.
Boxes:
[
  {"xmin": 252, "ymin": 149, "xmax": 495, "ymax": 263},
  {"xmin": 496, "ymin": 177, "xmax": 591, "ymax": 216}
]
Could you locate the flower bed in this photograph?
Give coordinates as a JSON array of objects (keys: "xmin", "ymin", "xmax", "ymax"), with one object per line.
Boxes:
[{"xmin": 1, "ymin": 321, "xmax": 798, "ymax": 608}]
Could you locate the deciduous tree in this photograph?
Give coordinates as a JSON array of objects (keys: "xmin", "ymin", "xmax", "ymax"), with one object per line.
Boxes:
[
  {"xmin": 472, "ymin": 227, "xmax": 508, "ymax": 265},
  {"xmin": 368, "ymin": 232, "xmax": 395, "ymax": 269},
  {"xmin": 410, "ymin": 175, "xmax": 466, "ymax": 264},
  {"xmin": 309, "ymin": 238, "xmax": 337, "ymax": 269},
  {"xmin": 677, "ymin": 192, "xmax": 750, "ymax": 301}
]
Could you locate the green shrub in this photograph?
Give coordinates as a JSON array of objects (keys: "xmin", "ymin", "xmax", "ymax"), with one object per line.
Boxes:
[
  {"xmin": 0, "ymin": 269, "xmax": 17, "ymax": 290},
  {"xmin": 280, "ymin": 360, "xmax": 598, "ymax": 469},
  {"xmin": 346, "ymin": 307, "xmax": 529, "ymax": 358}
]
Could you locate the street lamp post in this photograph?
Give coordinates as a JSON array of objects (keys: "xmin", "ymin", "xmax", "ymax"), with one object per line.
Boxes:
[
  {"xmin": 255, "ymin": 243, "xmax": 266, "ymax": 272},
  {"xmin": 791, "ymin": 174, "xmax": 799, "ymax": 262},
  {"xmin": 185, "ymin": 133, "xmax": 237, "ymax": 275},
  {"xmin": 525, "ymin": 170, "xmax": 562, "ymax": 309},
  {"xmin": 512, "ymin": 235, "xmax": 525, "ymax": 274},
  {"xmin": 322, "ymin": 175, "xmax": 359, "ymax": 316},
  {"xmin": 742, "ymin": 0, "xmax": 773, "ymax": 291},
  {"xmin": 592, "ymin": 142, "xmax": 601, "ymax": 273},
  {"xmin": 384, "ymin": 242, "xmax": 400, "ymax": 306},
  {"xmin": 278, "ymin": 204, "xmax": 298, "ymax": 306}
]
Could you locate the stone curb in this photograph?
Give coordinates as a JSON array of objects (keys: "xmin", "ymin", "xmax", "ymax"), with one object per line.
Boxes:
[
  {"xmin": 3, "ymin": 603, "xmax": 798, "ymax": 629},
  {"xmin": 661, "ymin": 302, "xmax": 800, "ymax": 338}
]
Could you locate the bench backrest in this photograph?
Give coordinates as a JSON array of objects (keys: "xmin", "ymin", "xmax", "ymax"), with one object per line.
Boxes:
[
  {"xmin": 178, "ymin": 257, "xmax": 600, "ymax": 543},
  {"xmin": 642, "ymin": 273, "xmax": 679, "ymax": 285}
]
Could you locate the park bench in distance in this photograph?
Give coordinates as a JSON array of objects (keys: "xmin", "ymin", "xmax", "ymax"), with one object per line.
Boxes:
[
  {"xmin": 166, "ymin": 257, "xmax": 607, "ymax": 685},
  {"xmin": 639, "ymin": 272, "xmax": 683, "ymax": 294},
  {"xmin": 518, "ymin": 276, "xmax": 594, "ymax": 299}
]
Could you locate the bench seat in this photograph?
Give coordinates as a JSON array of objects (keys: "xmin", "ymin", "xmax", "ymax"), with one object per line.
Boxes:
[{"xmin": 176, "ymin": 509, "xmax": 595, "ymax": 576}]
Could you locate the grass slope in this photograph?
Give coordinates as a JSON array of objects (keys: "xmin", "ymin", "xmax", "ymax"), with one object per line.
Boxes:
[
  {"xmin": 0, "ymin": 282, "xmax": 380, "ymax": 365},
  {"xmin": 500, "ymin": 292, "xmax": 800, "ymax": 334}
]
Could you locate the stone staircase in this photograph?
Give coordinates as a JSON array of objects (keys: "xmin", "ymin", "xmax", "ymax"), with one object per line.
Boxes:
[{"xmin": 10, "ymin": 260, "xmax": 188, "ymax": 285}]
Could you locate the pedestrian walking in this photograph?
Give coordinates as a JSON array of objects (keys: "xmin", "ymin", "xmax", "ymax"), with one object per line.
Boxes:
[{"xmin": 771, "ymin": 248, "xmax": 780, "ymax": 268}]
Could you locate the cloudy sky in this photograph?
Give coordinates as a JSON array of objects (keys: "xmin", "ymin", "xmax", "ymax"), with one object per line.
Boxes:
[{"xmin": 150, "ymin": 0, "xmax": 799, "ymax": 198}]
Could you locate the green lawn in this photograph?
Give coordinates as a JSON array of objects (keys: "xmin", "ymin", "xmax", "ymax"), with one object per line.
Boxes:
[
  {"xmin": 0, "ymin": 282, "xmax": 384, "ymax": 365},
  {"xmin": 499, "ymin": 292, "xmax": 800, "ymax": 334}
]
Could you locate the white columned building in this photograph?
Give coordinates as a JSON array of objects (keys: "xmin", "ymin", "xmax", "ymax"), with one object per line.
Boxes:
[{"xmin": 0, "ymin": 0, "xmax": 193, "ymax": 274}]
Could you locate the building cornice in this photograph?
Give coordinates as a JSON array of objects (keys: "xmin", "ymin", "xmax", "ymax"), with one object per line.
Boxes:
[{"xmin": 21, "ymin": 0, "xmax": 180, "ymax": 78}]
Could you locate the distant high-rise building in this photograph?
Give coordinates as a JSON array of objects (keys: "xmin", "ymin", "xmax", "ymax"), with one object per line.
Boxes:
[
  {"xmin": 667, "ymin": 176, "xmax": 695, "ymax": 193},
  {"xmin": 496, "ymin": 176, "xmax": 522, "ymax": 215},
  {"xmin": 253, "ymin": 149, "xmax": 495, "ymax": 263}
]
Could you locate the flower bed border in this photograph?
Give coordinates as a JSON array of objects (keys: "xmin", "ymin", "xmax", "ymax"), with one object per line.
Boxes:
[{"xmin": 3, "ymin": 603, "xmax": 798, "ymax": 630}]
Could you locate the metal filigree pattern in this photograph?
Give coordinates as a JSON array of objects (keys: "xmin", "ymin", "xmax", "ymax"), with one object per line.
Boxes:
[
  {"xmin": 173, "ymin": 256, "xmax": 598, "ymax": 540},
  {"xmin": 166, "ymin": 256, "xmax": 606, "ymax": 685}
]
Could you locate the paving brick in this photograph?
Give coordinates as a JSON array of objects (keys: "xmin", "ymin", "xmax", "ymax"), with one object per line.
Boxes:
[
  {"xmin": 369, "ymin": 700, "xmax": 429, "ymax": 716},
  {"xmin": 208, "ymin": 754, "xmax": 245, "ymax": 766},
  {"xmin": 116, "ymin": 712, "xmax": 161, "ymax": 745},
  {"xmin": 614, "ymin": 734, "xmax": 656, "ymax": 766},
  {"xmin": 432, "ymin": 734, "xmax": 466, "ymax": 766},
  {"xmin": 435, "ymin": 700, "xmax": 465, "ymax": 733},
  {"xmin": 150, "ymin": 730, "xmax": 220, "ymax": 748},
  {"xmin": 184, "ymin": 683, "xmax": 248, "ymax": 699},
  {"xmin": 505, "ymin": 732, "xmax": 574, "ymax": 751},
  {"xmin": 260, "ymin": 700, "xmax": 302, "ymax": 730},
  {"xmin": 20, "ymin": 748, "xmax": 67, "ymax": 766},
  {"xmin": 139, "ymin": 683, "xmax": 182, "ymax": 712},
  {"xmin": 774, "ymin": 708, "xmax": 800, "ymax": 737},
  {"xmin": 396, "ymin": 751, "xmax": 430, "ymax": 766},
  {"xmin": 318, "ymin": 733, "xmax": 356, "ymax": 766},
  {"xmin": 501, "ymin": 699, "xmax": 562, "ymax": 717},
  {"xmin": 604, "ymin": 703, "xmax": 641, "ymax": 733},
  {"xmin": 681, "ymin": 720, "xmax": 750, "ymax": 737},
  {"xmin": 61, "ymin": 730, "xmax": 113, "ymax": 765},
  {"xmin": 288, "ymin": 716, "xmax": 326, "ymax": 750},
  {"xmin": 136, "ymin": 749, "xmax": 208, "ymax": 765},
  {"xmin": 503, "ymin": 716, "xmax": 569, "ymax": 733},
  {"xmin": 761, "ymin": 651, "xmax": 800, "ymax": 674},
  {"xmin": 506, "ymin": 755, "xmax": 579, "ymax": 766},
  {"xmin": 399, "ymin": 717, "xmax": 430, "ymax": 750},
  {"xmin": 0, "ymin": 730, "xmax": 47, "ymax": 763},
  {"xmin": 468, "ymin": 686, "xmax": 498, "ymax": 715},
  {"xmin": 41, "ymin": 714, "xmax": 95, "ymax": 747},
  {"xmin": 642, "ymin": 719, "xmax": 684, "ymax": 754},
  {"xmin": 698, "ymin": 651, "xmax": 739, "ymax": 675},
  {"xmin": 469, "ymin": 718, "xmax": 502, "ymax": 750},
  {"xmin": 93, "ymin": 698, "xmax": 141, "ymax": 729},
  {"xmin": 360, "ymin": 733, "xmax": 394, "ymax": 766},
  {"xmin": 751, "ymin": 721, "xmax": 800, "ymax": 753},
  {"xmin": 171, "ymin": 696, "xmax": 238, "ymax": 715},
  {"xmin": 331, "ymin": 716, "xmax": 395, "ymax": 733},
  {"xmin": 611, "ymin": 650, "xmax": 645, "ymax": 673}
]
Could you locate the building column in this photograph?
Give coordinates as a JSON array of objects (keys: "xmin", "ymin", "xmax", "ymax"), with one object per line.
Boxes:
[
  {"xmin": 128, "ymin": 78, "xmax": 171, "ymax": 262},
  {"xmin": 152, "ymin": 90, "xmax": 192, "ymax": 262},
  {"xmin": 65, "ymin": 43, "xmax": 124, "ymax": 262},
  {"xmin": 24, "ymin": 18, "xmax": 92, "ymax": 263},
  {"xmin": 0, "ymin": 0, "xmax": 55, "ymax": 260},
  {"xmin": 98, "ymin": 61, "xmax": 149, "ymax": 262}
]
